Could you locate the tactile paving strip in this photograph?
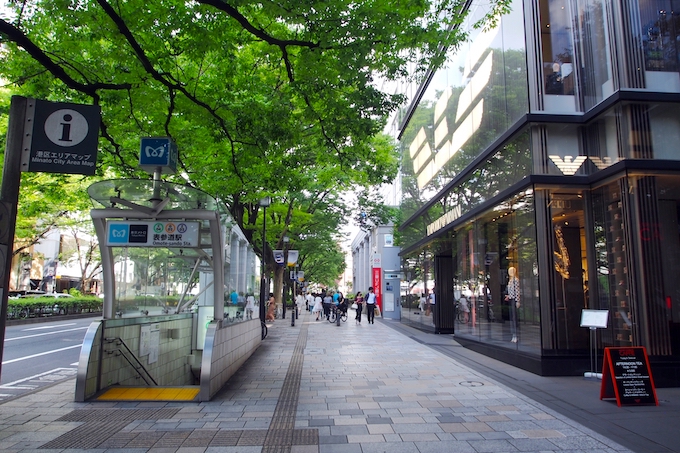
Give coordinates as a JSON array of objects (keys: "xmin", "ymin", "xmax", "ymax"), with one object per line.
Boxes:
[
  {"xmin": 39, "ymin": 408, "xmax": 181, "ymax": 449},
  {"xmin": 54, "ymin": 407, "xmax": 181, "ymax": 422},
  {"xmin": 39, "ymin": 322, "xmax": 317, "ymax": 450},
  {"xmin": 260, "ymin": 321, "xmax": 313, "ymax": 453},
  {"xmin": 268, "ymin": 326, "xmax": 307, "ymax": 431},
  {"xmin": 40, "ymin": 420, "xmax": 131, "ymax": 449}
]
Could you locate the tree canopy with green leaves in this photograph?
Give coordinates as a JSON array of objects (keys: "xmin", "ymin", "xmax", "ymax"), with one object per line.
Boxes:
[{"xmin": 0, "ymin": 0, "xmax": 510, "ymax": 288}]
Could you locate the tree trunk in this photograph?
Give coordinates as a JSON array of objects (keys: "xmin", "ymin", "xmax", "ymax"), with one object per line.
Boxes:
[{"xmin": 273, "ymin": 265, "xmax": 284, "ymax": 305}]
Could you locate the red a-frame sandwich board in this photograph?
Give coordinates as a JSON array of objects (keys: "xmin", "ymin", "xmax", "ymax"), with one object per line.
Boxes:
[{"xmin": 600, "ymin": 346, "xmax": 658, "ymax": 407}]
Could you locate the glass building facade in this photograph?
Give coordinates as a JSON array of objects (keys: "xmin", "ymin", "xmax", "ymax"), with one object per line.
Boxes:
[{"xmin": 397, "ymin": 0, "xmax": 680, "ymax": 384}]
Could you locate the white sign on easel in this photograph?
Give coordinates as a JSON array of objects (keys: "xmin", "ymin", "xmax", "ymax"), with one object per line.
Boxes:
[
  {"xmin": 580, "ymin": 309, "xmax": 609, "ymax": 379},
  {"xmin": 580, "ymin": 309, "xmax": 609, "ymax": 328}
]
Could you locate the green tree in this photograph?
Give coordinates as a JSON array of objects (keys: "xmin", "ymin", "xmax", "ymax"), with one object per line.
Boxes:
[
  {"xmin": 1, "ymin": 0, "xmax": 511, "ymax": 297},
  {"xmin": 58, "ymin": 215, "xmax": 103, "ymax": 295}
]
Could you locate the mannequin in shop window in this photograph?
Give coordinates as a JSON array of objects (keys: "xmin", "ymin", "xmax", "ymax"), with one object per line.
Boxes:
[{"xmin": 505, "ymin": 267, "xmax": 520, "ymax": 343}]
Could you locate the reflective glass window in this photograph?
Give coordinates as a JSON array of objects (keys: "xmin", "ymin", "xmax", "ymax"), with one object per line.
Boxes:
[
  {"xmin": 573, "ymin": 0, "xmax": 615, "ymax": 109},
  {"xmin": 401, "ymin": 250, "xmax": 436, "ymax": 330},
  {"xmin": 400, "ymin": 131, "xmax": 531, "ymax": 250},
  {"xmin": 539, "ymin": 0, "xmax": 577, "ymax": 112},
  {"xmin": 112, "ymin": 246, "xmax": 197, "ymax": 317},
  {"xmin": 452, "ymin": 191, "xmax": 540, "ymax": 354},
  {"xmin": 592, "ymin": 181, "xmax": 635, "ymax": 348},
  {"xmin": 592, "ymin": 175, "xmax": 680, "ymax": 356},
  {"xmin": 546, "ymin": 191, "xmax": 590, "ymax": 351},
  {"xmin": 399, "ymin": 0, "xmax": 528, "ymax": 203},
  {"xmin": 639, "ymin": 1, "xmax": 680, "ymax": 72},
  {"xmin": 541, "ymin": 103, "xmax": 680, "ymax": 174}
]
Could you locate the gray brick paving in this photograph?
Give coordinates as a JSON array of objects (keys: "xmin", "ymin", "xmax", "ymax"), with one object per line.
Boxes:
[{"xmin": 0, "ymin": 310, "xmax": 656, "ymax": 452}]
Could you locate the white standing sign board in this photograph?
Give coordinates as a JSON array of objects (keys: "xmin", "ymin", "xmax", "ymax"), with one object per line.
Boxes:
[
  {"xmin": 580, "ymin": 309, "xmax": 609, "ymax": 328},
  {"xmin": 580, "ymin": 309, "xmax": 609, "ymax": 379}
]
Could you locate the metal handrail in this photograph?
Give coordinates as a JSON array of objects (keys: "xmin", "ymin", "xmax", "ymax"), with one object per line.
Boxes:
[{"xmin": 104, "ymin": 337, "xmax": 158, "ymax": 386}]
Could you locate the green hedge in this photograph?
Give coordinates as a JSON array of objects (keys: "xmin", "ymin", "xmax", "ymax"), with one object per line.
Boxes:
[{"xmin": 7, "ymin": 296, "xmax": 103, "ymax": 319}]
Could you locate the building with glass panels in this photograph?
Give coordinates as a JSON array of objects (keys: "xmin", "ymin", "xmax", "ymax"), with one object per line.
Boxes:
[{"xmin": 396, "ymin": 0, "xmax": 680, "ymax": 385}]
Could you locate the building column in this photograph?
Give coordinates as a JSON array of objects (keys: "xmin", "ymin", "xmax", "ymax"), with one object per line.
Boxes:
[
  {"xmin": 239, "ymin": 240, "xmax": 248, "ymax": 294},
  {"xmin": 229, "ymin": 232, "xmax": 240, "ymax": 292}
]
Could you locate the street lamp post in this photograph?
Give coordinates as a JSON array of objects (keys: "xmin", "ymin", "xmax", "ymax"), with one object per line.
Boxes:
[
  {"xmin": 282, "ymin": 235, "xmax": 289, "ymax": 320},
  {"xmin": 291, "ymin": 264, "xmax": 297, "ymax": 327},
  {"xmin": 287, "ymin": 249, "xmax": 299, "ymax": 326},
  {"xmin": 259, "ymin": 197, "xmax": 271, "ymax": 323}
]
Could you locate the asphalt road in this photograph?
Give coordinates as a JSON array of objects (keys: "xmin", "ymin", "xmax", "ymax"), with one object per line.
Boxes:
[{"xmin": 0, "ymin": 316, "xmax": 98, "ymax": 401}]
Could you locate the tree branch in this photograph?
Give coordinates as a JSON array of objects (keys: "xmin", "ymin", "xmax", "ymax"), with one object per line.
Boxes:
[
  {"xmin": 197, "ymin": 0, "xmax": 321, "ymax": 50},
  {"xmin": 95, "ymin": 0, "xmax": 247, "ymax": 184},
  {"xmin": 0, "ymin": 19, "xmax": 132, "ymax": 99}
]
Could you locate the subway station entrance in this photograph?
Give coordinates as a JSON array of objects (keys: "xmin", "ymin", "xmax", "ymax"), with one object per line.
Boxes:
[{"xmin": 75, "ymin": 179, "xmax": 261, "ymax": 402}]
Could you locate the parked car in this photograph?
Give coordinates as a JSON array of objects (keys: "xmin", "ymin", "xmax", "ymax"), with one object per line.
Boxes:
[
  {"xmin": 12, "ymin": 290, "xmax": 46, "ymax": 298},
  {"xmin": 20, "ymin": 292, "xmax": 72, "ymax": 298},
  {"xmin": 45, "ymin": 293, "xmax": 74, "ymax": 299}
]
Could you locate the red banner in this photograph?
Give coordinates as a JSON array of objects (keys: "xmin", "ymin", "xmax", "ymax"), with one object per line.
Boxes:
[{"xmin": 372, "ymin": 267, "xmax": 382, "ymax": 309}]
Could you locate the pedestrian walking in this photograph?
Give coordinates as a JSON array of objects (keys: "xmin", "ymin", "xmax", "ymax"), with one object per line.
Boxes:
[
  {"xmin": 245, "ymin": 293, "xmax": 255, "ymax": 319},
  {"xmin": 266, "ymin": 293, "xmax": 276, "ymax": 321},
  {"xmin": 312, "ymin": 293, "xmax": 323, "ymax": 320},
  {"xmin": 354, "ymin": 291, "xmax": 364, "ymax": 323},
  {"xmin": 295, "ymin": 292, "xmax": 305, "ymax": 317},
  {"xmin": 365, "ymin": 287, "xmax": 377, "ymax": 324},
  {"xmin": 323, "ymin": 291, "xmax": 333, "ymax": 320}
]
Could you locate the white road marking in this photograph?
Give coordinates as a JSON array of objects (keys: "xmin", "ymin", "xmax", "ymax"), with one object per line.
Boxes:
[
  {"xmin": 1, "ymin": 344, "xmax": 82, "ymax": 365},
  {"xmin": 0, "ymin": 368, "xmax": 77, "ymax": 390},
  {"xmin": 6, "ymin": 326, "xmax": 88, "ymax": 341},
  {"xmin": 22, "ymin": 323, "xmax": 77, "ymax": 331}
]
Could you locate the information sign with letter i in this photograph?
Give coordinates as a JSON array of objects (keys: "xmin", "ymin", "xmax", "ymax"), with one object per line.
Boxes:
[{"xmin": 600, "ymin": 346, "xmax": 658, "ymax": 407}]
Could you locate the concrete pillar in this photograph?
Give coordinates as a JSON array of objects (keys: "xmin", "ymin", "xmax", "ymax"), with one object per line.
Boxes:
[
  {"xmin": 239, "ymin": 240, "xmax": 248, "ymax": 294},
  {"xmin": 229, "ymin": 232, "xmax": 240, "ymax": 292}
]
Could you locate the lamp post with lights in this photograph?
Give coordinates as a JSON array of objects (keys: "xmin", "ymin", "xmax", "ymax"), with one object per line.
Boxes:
[
  {"xmin": 259, "ymin": 197, "xmax": 271, "ymax": 323},
  {"xmin": 282, "ymin": 235, "xmax": 289, "ymax": 319}
]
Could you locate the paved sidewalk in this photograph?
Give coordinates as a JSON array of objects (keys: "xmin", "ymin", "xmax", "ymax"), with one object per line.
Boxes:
[{"xmin": 0, "ymin": 310, "xmax": 675, "ymax": 452}]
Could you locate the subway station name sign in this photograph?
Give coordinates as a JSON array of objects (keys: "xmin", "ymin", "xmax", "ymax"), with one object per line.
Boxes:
[{"xmin": 106, "ymin": 221, "xmax": 200, "ymax": 247}]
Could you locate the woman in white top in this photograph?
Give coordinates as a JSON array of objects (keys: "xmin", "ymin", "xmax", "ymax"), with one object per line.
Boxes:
[
  {"xmin": 312, "ymin": 294, "xmax": 323, "ymax": 320},
  {"xmin": 295, "ymin": 293, "xmax": 306, "ymax": 317},
  {"xmin": 245, "ymin": 294, "xmax": 255, "ymax": 319}
]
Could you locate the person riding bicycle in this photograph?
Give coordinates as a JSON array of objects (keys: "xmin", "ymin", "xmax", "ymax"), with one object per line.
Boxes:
[{"xmin": 336, "ymin": 292, "xmax": 348, "ymax": 316}]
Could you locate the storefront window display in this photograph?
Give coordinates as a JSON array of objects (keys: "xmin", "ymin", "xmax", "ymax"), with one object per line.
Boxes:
[
  {"xmin": 451, "ymin": 190, "xmax": 541, "ymax": 355},
  {"xmin": 545, "ymin": 191, "xmax": 590, "ymax": 352},
  {"xmin": 593, "ymin": 175, "xmax": 680, "ymax": 357},
  {"xmin": 401, "ymin": 249, "xmax": 438, "ymax": 331}
]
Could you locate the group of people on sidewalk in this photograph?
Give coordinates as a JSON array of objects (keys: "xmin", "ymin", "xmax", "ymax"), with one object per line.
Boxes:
[
  {"xmin": 265, "ymin": 291, "xmax": 308, "ymax": 322},
  {"xmin": 309, "ymin": 289, "xmax": 346, "ymax": 321},
  {"xmin": 306, "ymin": 287, "xmax": 378, "ymax": 324}
]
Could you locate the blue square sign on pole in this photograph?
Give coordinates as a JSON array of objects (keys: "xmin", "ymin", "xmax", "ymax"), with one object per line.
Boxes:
[{"xmin": 139, "ymin": 137, "xmax": 177, "ymax": 174}]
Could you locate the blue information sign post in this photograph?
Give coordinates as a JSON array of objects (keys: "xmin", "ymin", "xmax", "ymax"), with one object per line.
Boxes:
[{"xmin": 139, "ymin": 137, "xmax": 178, "ymax": 174}]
